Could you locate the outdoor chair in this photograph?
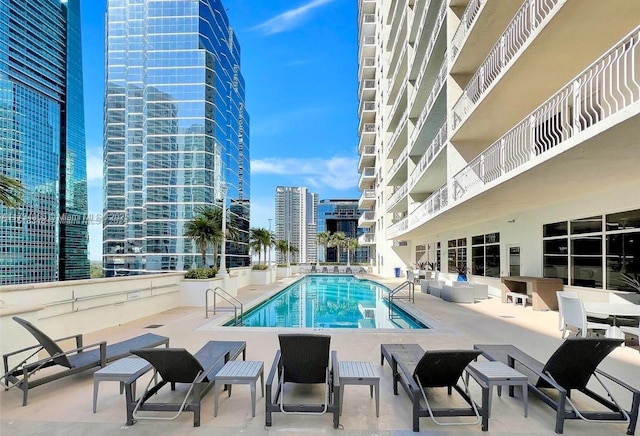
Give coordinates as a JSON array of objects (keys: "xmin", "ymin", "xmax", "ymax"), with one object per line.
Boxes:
[
  {"xmin": 332, "ymin": 266, "xmax": 340, "ymax": 274},
  {"xmin": 311, "ymin": 265, "xmax": 317, "ymax": 273},
  {"xmin": 556, "ymin": 292, "xmax": 610, "ymax": 338},
  {"xmin": 125, "ymin": 340, "xmax": 246, "ymax": 427},
  {"xmin": 265, "ymin": 334, "xmax": 340, "ymax": 428},
  {"xmin": 475, "ymin": 338, "xmax": 638, "ymax": 434},
  {"xmin": 321, "ymin": 266, "xmax": 328, "ymax": 273},
  {"xmin": 390, "ymin": 345, "xmax": 482, "ymax": 432},
  {"xmin": 1, "ymin": 316, "xmax": 168, "ymax": 406},
  {"xmin": 345, "ymin": 266, "xmax": 353, "ymax": 274}
]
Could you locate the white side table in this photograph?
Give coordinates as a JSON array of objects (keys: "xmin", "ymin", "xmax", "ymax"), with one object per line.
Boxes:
[
  {"xmin": 465, "ymin": 361, "xmax": 528, "ymax": 418},
  {"xmin": 93, "ymin": 357, "xmax": 152, "ymax": 413},
  {"xmin": 214, "ymin": 360, "xmax": 264, "ymax": 417},
  {"xmin": 338, "ymin": 361, "xmax": 380, "ymax": 417}
]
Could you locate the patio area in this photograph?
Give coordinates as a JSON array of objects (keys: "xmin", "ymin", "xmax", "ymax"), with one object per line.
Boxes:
[{"xmin": 1, "ymin": 274, "xmax": 638, "ymax": 435}]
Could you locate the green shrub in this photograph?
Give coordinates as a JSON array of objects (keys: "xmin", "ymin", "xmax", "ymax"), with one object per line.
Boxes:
[
  {"xmin": 184, "ymin": 267, "xmax": 217, "ymax": 279},
  {"xmin": 252, "ymin": 264, "xmax": 268, "ymax": 270}
]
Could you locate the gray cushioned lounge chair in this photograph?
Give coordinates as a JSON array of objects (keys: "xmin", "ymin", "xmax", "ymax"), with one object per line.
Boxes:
[{"xmin": 2, "ymin": 316, "xmax": 168, "ymax": 406}]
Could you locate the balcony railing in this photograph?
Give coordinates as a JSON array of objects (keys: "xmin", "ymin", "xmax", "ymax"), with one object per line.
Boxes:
[
  {"xmin": 397, "ymin": 28, "xmax": 640, "ymax": 238},
  {"xmin": 362, "ymin": 123, "xmax": 376, "ymax": 134},
  {"xmin": 410, "ymin": 61, "xmax": 448, "ymax": 145},
  {"xmin": 410, "ymin": 0, "xmax": 447, "ymax": 104},
  {"xmin": 452, "ymin": 0, "xmax": 561, "ymax": 130},
  {"xmin": 358, "ymin": 233, "xmax": 376, "ymax": 245},
  {"xmin": 358, "ymin": 211, "xmax": 375, "ymax": 227},
  {"xmin": 387, "ymin": 181, "xmax": 408, "ymax": 209},
  {"xmin": 363, "ymin": 13, "xmax": 375, "ymax": 24},
  {"xmin": 409, "ymin": 184, "xmax": 449, "ymax": 228},
  {"xmin": 452, "ymin": 27, "xmax": 640, "ymax": 202},
  {"xmin": 386, "ymin": 112, "xmax": 407, "ymax": 156},
  {"xmin": 360, "ymin": 189, "xmax": 376, "ymax": 203},
  {"xmin": 451, "ymin": 0, "xmax": 486, "ymax": 63},
  {"xmin": 387, "ymin": 217, "xmax": 408, "ymax": 239},
  {"xmin": 408, "ymin": 122, "xmax": 447, "ymax": 190},
  {"xmin": 388, "ymin": 147, "xmax": 408, "ymax": 180}
]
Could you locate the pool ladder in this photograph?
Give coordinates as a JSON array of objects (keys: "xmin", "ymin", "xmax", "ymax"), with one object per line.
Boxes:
[
  {"xmin": 387, "ymin": 281, "xmax": 415, "ymax": 319},
  {"xmin": 205, "ymin": 287, "xmax": 244, "ymax": 325}
]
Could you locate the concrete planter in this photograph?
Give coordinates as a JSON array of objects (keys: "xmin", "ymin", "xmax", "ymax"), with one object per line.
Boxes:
[
  {"xmin": 251, "ymin": 268, "xmax": 275, "ymax": 285},
  {"xmin": 276, "ymin": 266, "xmax": 291, "ymax": 279},
  {"xmin": 181, "ymin": 278, "xmax": 221, "ymax": 306}
]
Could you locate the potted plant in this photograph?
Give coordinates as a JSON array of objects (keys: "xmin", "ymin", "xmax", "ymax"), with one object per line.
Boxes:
[
  {"xmin": 182, "ymin": 267, "xmax": 219, "ymax": 306},
  {"xmin": 456, "ymin": 264, "xmax": 468, "ymax": 282}
]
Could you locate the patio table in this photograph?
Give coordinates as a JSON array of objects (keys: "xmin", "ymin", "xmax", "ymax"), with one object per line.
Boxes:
[{"xmin": 583, "ymin": 303, "xmax": 640, "ymax": 339}]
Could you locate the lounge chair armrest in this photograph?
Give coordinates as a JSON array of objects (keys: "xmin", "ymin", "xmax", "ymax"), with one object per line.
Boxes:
[
  {"xmin": 266, "ymin": 350, "xmax": 281, "ymax": 387},
  {"xmin": 6, "ymin": 340, "xmax": 107, "ymax": 373},
  {"xmin": 595, "ymin": 368, "xmax": 640, "ymax": 394},
  {"xmin": 395, "ymin": 355, "xmax": 421, "ymax": 392},
  {"xmin": 331, "ymin": 350, "xmax": 339, "ymax": 389}
]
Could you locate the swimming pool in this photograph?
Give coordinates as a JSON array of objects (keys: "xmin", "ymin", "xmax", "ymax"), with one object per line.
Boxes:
[{"xmin": 225, "ymin": 275, "xmax": 428, "ymax": 329}]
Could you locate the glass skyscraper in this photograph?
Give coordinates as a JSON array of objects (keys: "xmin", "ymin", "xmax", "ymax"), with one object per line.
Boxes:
[
  {"xmin": 103, "ymin": 0, "xmax": 250, "ymax": 276},
  {"xmin": 0, "ymin": 0, "xmax": 89, "ymax": 285},
  {"xmin": 317, "ymin": 199, "xmax": 370, "ymax": 264}
]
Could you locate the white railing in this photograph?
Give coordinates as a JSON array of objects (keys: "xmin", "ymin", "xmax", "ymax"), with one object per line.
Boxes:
[
  {"xmin": 387, "ymin": 217, "xmax": 409, "ymax": 239},
  {"xmin": 388, "ymin": 79, "xmax": 407, "ymax": 124},
  {"xmin": 362, "ymin": 145, "xmax": 375, "ymax": 156},
  {"xmin": 388, "ymin": 147, "xmax": 408, "ymax": 179},
  {"xmin": 387, "ymin": 181, "xmax": 408, "ymax": 209},
  {"xmin": 363, "ymin": 123, "xmax": 376, "ymax": 134},
  {"xmin": 360, "ymin": 189, "xmax": 376, "ymax": 202},
  {"xmin": 358, "ymin": 233, "xmax": 376, "ymax": 245},
  {"xmin": 359, "ymin": 211, "xmax": 375, "ymax": 222},
  {"xmin": 410, "ymin": 0, "xmax": 447, "ymax": 108},
  {"xmin": 410, "ymin": 0, "xmax": 433, "ymax": 66},
  {"xmin": 410, "ymin": 61, "xmax": 448, "ymax": 145},
  {"xmin": 386, "ymin": 112, "xmax": 408, "ymax": 156},
  {"xmin": 451, "ymin": 0, "xmax": 486, "ymax": 63},
  {"xmin": 450, "ymin": 27, "xmax": 640, "ymax": 202},
  {"xmin": 363, "ymin": 13, "xmax": 375, "ymax": 24},
  {"xmin": 452, "ymin": 0, "xmax": 561, "ymax": 130},
  {"xmin": 361, "ymin": 167, "xmax": 375, "ymax": 177},
  {"xmin": 409, "ymin": 183, "xmax": 449, "ymax": 228},
  {"xmin": 408, "ymin": 122, "xmax": 447, "ymax": 190}
]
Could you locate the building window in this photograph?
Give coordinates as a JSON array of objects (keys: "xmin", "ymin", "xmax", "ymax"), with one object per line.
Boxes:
[
  {"xmin": 447, "ymin": 238, "xmax": 467, "ymax": 273},
  {"xmin": 471, "ymin": 232, "xmax": 500, "ymax": 277},
  {"xmin": 427, "ymin": 242, "xmax": 441, "ymax": 272},
  {"xmin": 543, "ymin": 208, "xmax": 640, "ymax": 290},
  {"xmin": 415, "ymin": 244, "xmax": 425, "ymax": 264}
]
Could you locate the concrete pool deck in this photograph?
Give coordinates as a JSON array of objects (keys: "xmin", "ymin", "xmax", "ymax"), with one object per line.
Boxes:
[{"xmin": 1, "ymin": 273, "xmax": 639, "ymax": 435}]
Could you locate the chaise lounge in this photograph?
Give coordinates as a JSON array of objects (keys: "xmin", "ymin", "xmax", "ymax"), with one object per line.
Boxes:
[
  {"xmin": 265, "ymin": 334, "xmax": 341, "ymax": 428},
  {"xmin": 125, "ymin": 340, "xmax": 246, "ymax": 427},
  {"xmin": 2, "ymin": 316, "xmax": 169, "ymax": 406},
  {"xmin": 475, "ymin": 338, "xmax": 639, "ymax": 434}
]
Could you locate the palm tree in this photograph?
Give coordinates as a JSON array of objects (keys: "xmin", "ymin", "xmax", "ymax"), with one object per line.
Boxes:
[
  {"xmin": 184, "ymin": 215, "xmax": 220, "ymax": 267},
  {"xmin": 0, "ymin": 174, "xmax": 24, "ymax": 208},
  {"xmin": 346, "ymin": 237, "xmax": 359, "ymax": 266},
  {"xmin": 197, "ymin": 206, "xmax": 239, "ymax": 269},
  {"xmin": 329, "ymin": 231, "xmax": 346, "ymax": 264},
  {"xmin": 316, "ymin": 231, "xmax": 331, "ymax": 266},
  {"xmin": 250, "ymin": 228, "xmax": 271, "ymax": 265},
  {"xmin": 275, "ymin": 239, "xmax": 290, "ymax": 264}
]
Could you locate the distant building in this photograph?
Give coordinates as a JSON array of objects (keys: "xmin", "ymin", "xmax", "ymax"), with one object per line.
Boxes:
[
  {"xmin": 274, "ymin": 186, "xmax": 318, "ymax": 264},
  {"xmin": 103, "ymin": 0, "xmax": 250, "ymax": 276},
  {"xmin": 0, "ymin": 0, "xmax": 89, "ymax": 285},
  {"xmin": 317, "ymin": 199, "xmax": 370, "ymax": 264}
]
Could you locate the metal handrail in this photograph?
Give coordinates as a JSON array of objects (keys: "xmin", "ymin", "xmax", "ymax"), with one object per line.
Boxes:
[
  {"xmin": 205, "ymin": 287, "xmax": 243, "ymax": 325},
  {"xmin": 387, "ymin": 281, "xmax": 414, "ymax": 318}
]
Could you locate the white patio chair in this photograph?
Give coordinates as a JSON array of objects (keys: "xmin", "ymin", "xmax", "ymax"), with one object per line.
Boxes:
[{"xmin": 556, "ymin": 292, "xmax": 610, "ymax": 338}]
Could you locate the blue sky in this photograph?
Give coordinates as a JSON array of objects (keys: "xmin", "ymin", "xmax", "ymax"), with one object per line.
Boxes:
[{"xmin": 81, "ymin": 0, "xmax": 361, "ymax": 260}]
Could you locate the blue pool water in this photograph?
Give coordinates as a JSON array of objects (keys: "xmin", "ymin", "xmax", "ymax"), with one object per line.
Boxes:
[{"xmin": 225, "ymin": 275, "xmax": 428, "ymax": 329}]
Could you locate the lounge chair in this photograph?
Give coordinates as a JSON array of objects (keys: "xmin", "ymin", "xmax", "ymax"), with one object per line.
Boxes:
[
  {"xmin": 345, "ymin": 266, "xmax": 353, "ymax": 274},
  {"xmin": 311, "ymin": 265, "xmax": 317, "ymax": 273},
  {"xmin": 265, "ymin": 334, "xmax": 340, "ymax": 428},
  {"xmin": 389, "ymin": 344, "xmax": 482, "ymax": 431},
  {"xmin": 321, "ymin": 266, "xmax": 328, "ymax": 273},
  {"xmin": 1, "ymin": 316, "xmax": 168, "ymax": 406},
  {"xmin": 125, "ymin": 340, "xmax": 246, "ymax": 427},
  {"xmin": 332, "ymin": 266, "xmax": 340, "ymax": 274},
  {"xmin": 475, "ymin": 338, "xmax": 639, "ymax": 434}
]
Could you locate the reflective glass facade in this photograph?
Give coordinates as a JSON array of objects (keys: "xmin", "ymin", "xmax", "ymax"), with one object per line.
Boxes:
[
  {"xmin": 317, "ymin": 200, "xmax": 370, "ymax": 264},
  {"xmin": 0, "ymin": 0, "xmax": 89, "ymax": 285},
  {"xmin": 103, "ymin": 0, "xmax": 250, "ymax": 275}
]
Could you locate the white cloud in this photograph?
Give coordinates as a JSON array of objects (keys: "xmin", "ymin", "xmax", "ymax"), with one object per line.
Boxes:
[
  {"xmin": 252, "ymin": 0, "xmax": 335, "ymax": 35},
  {"xmin": 252, "ymin": 156, "xmax": 358, "ymax": 190},
  {"xmin": 86, "ymin": 147, "xmax": 103, "ymax": 185}
]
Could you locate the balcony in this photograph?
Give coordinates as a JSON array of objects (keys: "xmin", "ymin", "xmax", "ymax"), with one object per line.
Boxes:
[
  {"xmin": 387, "ymin": 146, "xmax": 408, "ymax": 185},
  {"xmin": 385, "ymin": 113, "xmax": 407, "ymax": 160},
  {"xmin": 359, "ymin": 122, "xmax": 376, "ymax": 149},
  {"xmin": 408, "ymin": 122, "xmax": 447, "ymax": 194},
  {"xmin": 358, "ymin": 166, "xmax": 376, "ymax": 190},
  {"xmin": 358, "ymin": 35, "xmax": 376, "ymax": 63},
  {"xmin": 409, "ymin": 61, "xmax": 448, "ymax": 150},
  {"xmin": 450, "ymin": 0, "xmax": 521, "ymax": 76},
  {"xmin": 358, "ymin": 56, "xmax": 376, "ymax": 82},
  {"xmin": 358, "ymin": 145, "xmax": 376, "ymax": 170},
  {"xmin": 358, "ymin": 188, "xmax": 376, "ymax": 208},
  {"xmin": 358, "ymin": 232, "xmax": 376, "ymax": 245},
  {"xmin": 358, "ymin": 78, "xmax": 376, "ymax": 102},
  {"xmin": 397, "ymin": 28, "xmax": 640, "ymax": 238},
  {"xmin": 387, "ymin": 217, "xmax": 408, "ymax": 240},
  {"xmin": 387, "ymin": 181, "xmax": 408, "ymax": 213},
  {"xmin": 358, "ymin": 100, "xmax": 376, "ymax": 132},
  {"xmin": 358, "ymin": 210, "xmax": 375, "ymax": 228}
]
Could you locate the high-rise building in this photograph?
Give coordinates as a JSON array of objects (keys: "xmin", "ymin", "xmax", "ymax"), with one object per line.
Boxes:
[
  {"xmin": 317, "ymin": 199, "xmax": 370, "ymax": 264},
  {"xmin": 275, "ymin": 186, "xmax": 318, "ymax": 264},
  {"xmin": 357, "ymin": 0, "xmax": 640, "ymax": 293},
  {"xmin": 103, "ymin": 0, "xmax": 250, "ymax": 276},
  {"xmin": 0, "ymin": 0, "xmax": 89, "ymax": 285}
]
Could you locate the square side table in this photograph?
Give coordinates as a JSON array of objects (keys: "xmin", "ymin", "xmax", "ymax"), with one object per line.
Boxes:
[
  {"xmin": 214, "ymin": 360, "xmax": 264, "ymax": 417},
  {"xmin": 465, "ymin": 360, "xmax": 528, "ymax": 418},
  {"xmin": 93, "ymin": 357, "xmax": 152, "ymax": 413},
  {"xmin": 339, "ymin": 361, "xmax": 380, "ymax": 417}
]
